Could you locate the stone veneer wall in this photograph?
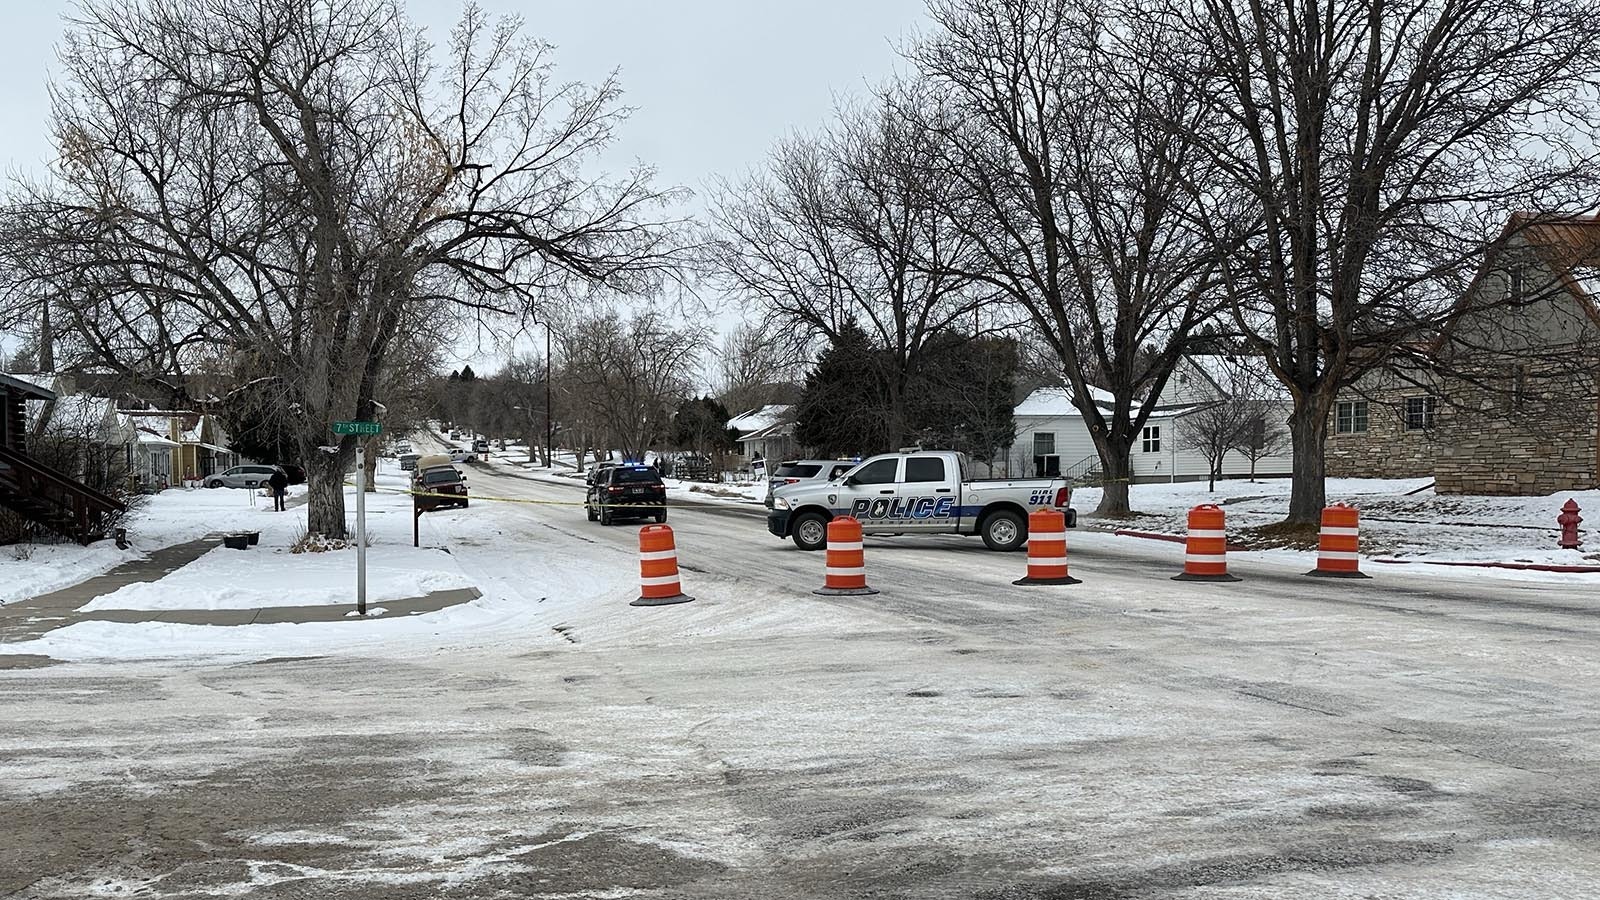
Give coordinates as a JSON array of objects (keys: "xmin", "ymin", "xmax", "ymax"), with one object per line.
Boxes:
[
  {"xmin": 1325, "ymin": 386, "xmax": 1437, "ymax": 479},
  {"xmin": 1433, "ymin": 372, "xmax": 1599, "ymax": 496}
]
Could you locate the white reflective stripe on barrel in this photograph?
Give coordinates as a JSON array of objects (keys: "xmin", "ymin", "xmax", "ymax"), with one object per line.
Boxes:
[
  {"xmin": 1030, "ymin": 553, "xmax": 1067, "ymax": 564},
  {"xmin": 1318, "ymin": 551, "xmax": 1360, "ymax": 561},
  {"xmin": 827, "ymin": 541, "xmax": 864, "ymax": 551},
  {"xmin": 639, "ymin": 550, "xmax": 678, "ymax": 561},
  {"xmin": 1320, "ymin": 527, "xmax": 1359, "ymax": 537},
  {"xmin": 826, "ymin": 566, "xmax": 866, "ymax": 576},
  {"xmin": 1186, "ymin": 529, "xmax": 1227, "ymax": 539},
  {"xmin": 1184, "ymin": 554, "xmax": 1228, "ymax": 564},
  {"xmin": 1028, "ymin": 530, "xmax": 1066, "ymax": 540},
  {"xmin": 640, "ymin": 575, "xmax": 682, "ymax": 587}
]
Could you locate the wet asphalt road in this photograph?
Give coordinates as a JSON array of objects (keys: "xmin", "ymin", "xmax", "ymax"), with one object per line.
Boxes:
[{"xmin": 3, "ymin": 462, "xmax": 1599, "ymax": 898}]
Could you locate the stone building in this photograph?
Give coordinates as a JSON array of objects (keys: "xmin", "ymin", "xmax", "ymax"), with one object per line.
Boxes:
[
  {"xmin": 1325, "ymin": 212, "xmax": 1600, "ymax": 495},
  {"xmin": 1433, "ymin": 213, "xmax": 1600, "ymax": 495},
  {"xmin": 1325, "ymin": 360, "xmax": 1439, "ymax": 480}
]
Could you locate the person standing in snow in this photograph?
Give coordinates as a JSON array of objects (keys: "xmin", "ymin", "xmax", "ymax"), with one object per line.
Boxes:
[{"xmin": 268, "ymin": 467, "xmax": 289, "ymax": 512}]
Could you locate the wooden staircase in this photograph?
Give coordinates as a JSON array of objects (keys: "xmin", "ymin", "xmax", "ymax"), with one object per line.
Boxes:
[{"xmin": 0, "ymin": 443, "xmax": 126, "ymax": 545}]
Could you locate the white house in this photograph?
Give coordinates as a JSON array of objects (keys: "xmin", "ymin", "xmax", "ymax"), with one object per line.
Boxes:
[
  {"xmin": 1010, "ymin": 354, "xmax": 1295, "ymax": 483},
  {"xmin": 728, "ymin": 404, "xmax": 796, "ymax": 473}
]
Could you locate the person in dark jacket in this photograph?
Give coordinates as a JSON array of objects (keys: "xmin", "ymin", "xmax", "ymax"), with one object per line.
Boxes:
[{"xmin": 268, "ymin": 467, "xmax": 290, "ymax": 511}]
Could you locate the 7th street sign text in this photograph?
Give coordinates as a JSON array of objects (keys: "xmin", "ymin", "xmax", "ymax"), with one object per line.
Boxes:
[{"xmin": 332, "ymin": 420, "xmax": 382, "ymax": 436}]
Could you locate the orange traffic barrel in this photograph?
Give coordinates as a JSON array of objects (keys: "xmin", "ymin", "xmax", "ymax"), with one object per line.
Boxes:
[
  {"xmin": 1172, "ymin": 504, "xmax": 1241, "ymax": 582},
  {"xmin": 814, "ymin": 516, "xmax": 879, "ymax": 596},
  {"xmin": 631, "ymin": 524, "xmax": 695, "ymax": 606},
  {"xmin": 1014, "ymin": 508, "xmax": 1080, "ymax": 585},
  {"xmin": 1307, "ymin": 504, "xmax": 1370, "ymax": 578}
]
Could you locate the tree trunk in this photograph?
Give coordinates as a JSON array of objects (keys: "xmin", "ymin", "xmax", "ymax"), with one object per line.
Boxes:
[
  {"xmin": 1286, "ymin": 399, "xmax": 1329, "ymax": 525},
  {"xmin": 304, "ymin": 446, "xmax": 350, "ymax": 538},
  {"xmin": 1092, "ymin": 434, "xmax": 1135, "ymax": 515}
]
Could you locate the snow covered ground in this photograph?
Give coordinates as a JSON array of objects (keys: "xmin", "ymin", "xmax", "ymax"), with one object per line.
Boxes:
[
  {"xmin": 1076, "ymin": 476, "xmax": 1599, "ymax": 567},
  {"xmin": 0, "ymin": 482, "xmax": 310, "ymax": 606}
]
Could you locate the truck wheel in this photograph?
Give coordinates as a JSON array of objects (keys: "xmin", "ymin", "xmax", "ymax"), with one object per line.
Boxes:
[
  {"xmin": 601, "ymin": 507, "xmax": 614, "ymax": 526},
  {"xmin": 791, "ymin": 511, "xmax": 829, "ymax": 551},
  {"xmin": 1065, "ymin": 508, "xmax": 1078, "ymax": 528},
  {"xmin": 981, "ymin": 510, "xmax": 1026, "ymax": 552},
  {"xmin": 655, "ymin": 511, "xmax": 667, "ymax": 524},
  {"xmin": 587, "ymin": 505, "xmax": 598, "ymax": 522}
]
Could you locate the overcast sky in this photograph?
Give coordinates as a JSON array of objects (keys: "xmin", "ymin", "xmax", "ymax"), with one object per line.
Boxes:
[{"xmin": 0, "ymin": 1, "xmax": 928, "ymax": 372}]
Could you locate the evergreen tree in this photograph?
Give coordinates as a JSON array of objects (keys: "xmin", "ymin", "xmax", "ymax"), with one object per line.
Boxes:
[{"xmin": 795, "ymin": 324, "xmax": 891, "ymax": 457}]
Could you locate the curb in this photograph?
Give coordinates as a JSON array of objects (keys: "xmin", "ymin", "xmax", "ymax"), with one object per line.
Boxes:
[
  {"xmin": 1371, "ymin": 559, "xmax": 1600, "ymax": 574},
  {"xmin": 1112, "ymin": 528, "xmax": 1249, "ymax": 553}
]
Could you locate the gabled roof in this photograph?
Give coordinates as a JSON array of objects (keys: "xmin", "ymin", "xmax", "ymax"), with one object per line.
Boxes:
[
  {"xmin": 1183, "ymin": 353, "xmax": 1291, "ymax": 401},
  {"xmin": 729, "ymin": 404, "xmax": 792, "ymax": 437},
  {"xmin": 1456, "ymin": 212, "xmax": 1600, "ymax": 332}
]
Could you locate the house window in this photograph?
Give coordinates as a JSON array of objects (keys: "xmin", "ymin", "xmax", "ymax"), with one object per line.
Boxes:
[
  {"xmin": 1404, "ymin": 396, "xmax": 1436, "ymax": 431},
  {"xmin": 1033, "ymin": 432, "xmax": 1056, "ymax": 456},
  {"xmin": 1335, "ymin": 400, "xmax": 1369, "ymax": 434},
  {"xmin": 1141, "ymin": 426, "xmax": 1161, "ymax": 453},
  {"xmin": 1509, "ymin": 268, "xmax": 1524, "ymax": 303}
]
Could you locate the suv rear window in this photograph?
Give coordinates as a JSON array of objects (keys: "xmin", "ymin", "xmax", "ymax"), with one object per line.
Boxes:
[
  {"xmin": 774, "ymin": 463, "xmax": 821, "ymax": 478},
  {"xmin": 614, "ymin": 468, "xmax": 662, "ymax": 484}
]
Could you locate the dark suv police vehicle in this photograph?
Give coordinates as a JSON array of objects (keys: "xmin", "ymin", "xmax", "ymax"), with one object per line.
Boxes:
[{"xmin": 585, "ymin": 464, "xmax": 667, "ymax": 525}]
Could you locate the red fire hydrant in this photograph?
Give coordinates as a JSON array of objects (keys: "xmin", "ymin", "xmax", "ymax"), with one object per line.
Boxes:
[{"xmin": 1558, "ymin": 499, "xmax": 1582, "ymax": 550}]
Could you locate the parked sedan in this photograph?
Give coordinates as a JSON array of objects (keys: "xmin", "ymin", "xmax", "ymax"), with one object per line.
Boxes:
[{"xmin": 204, "ymin": 465, "xmax": 282, "ymax": 489}]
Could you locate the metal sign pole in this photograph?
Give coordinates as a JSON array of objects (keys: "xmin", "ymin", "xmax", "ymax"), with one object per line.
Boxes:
[{"xmin": 356, "ymin": 446, "xmax": 367, "ymax": 616}]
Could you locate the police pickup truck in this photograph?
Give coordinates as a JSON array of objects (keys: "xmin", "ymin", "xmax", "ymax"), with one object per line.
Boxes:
[{"xmin": 767, "ymin": 450, "xmax": 1075, "ymax": 552}]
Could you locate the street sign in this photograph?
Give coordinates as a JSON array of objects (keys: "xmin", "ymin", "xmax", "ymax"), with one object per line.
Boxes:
[{"xmin": 333, "ymin": 420, "xmax": 382, "ymax": 436}]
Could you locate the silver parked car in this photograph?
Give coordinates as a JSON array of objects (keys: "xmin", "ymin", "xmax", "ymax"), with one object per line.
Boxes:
[
  {"xmin": 765, "ymin": 459, "xmax": 858, "ymax": 507},
  {"xmin": 205, "ymin": 464, "xmax": 282, "ymax": 489}
]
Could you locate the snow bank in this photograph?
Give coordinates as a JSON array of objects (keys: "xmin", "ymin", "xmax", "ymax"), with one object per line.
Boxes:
[{"xmin": 79, "ymin": 544, "xmax": 473, "ymax": 611}]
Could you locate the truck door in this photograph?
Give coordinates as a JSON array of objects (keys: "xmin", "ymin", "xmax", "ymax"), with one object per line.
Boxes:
[
  {"xmin": 898, "ymin": 455, "xmax": 959, "ymax": 532},
  {"xmin": 837, "ymin": 456, "xmax": 902, "ymax": 528}
]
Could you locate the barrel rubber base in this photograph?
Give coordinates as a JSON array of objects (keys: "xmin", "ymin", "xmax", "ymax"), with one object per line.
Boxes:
[
  {"xmin": 1171, "ymin": 572, "xmax": 1242, "ymax": 582},
  {"xmin": 1304, "ymin": 569, "xmax": 1372, "ymax": 579},
  {"xmin": 814, "ymin": 586, "xmax": 880, "ymax": 596},
  {"xmin": 631, "ymin": 593, "xmax": 695, "ymax": 606},
  {"xmin": 1013, "ymin": 575, "xmax": 1082, "ymax": 586}
]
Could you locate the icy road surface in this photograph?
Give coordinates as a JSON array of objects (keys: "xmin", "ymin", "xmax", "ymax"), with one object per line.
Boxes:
[{"xmin": 3, "ymin": 463, "xmax": 1599, "ymax": 898}]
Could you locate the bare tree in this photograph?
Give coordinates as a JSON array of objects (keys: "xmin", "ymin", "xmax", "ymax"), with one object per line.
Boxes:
[
  {"xmin": 1232, "ymin": 406, "xmax": 1291, "ymax": 483},
  {"xmin": 1178, "ymin": 401, "xmax": 1249, "ymax": 492},
  {"xmin": 715, "ymin": 323, "xmax": 804, "ymax": 414},
  {"xmin": 710, "ymin": 90, "xmax": 998, "ymax": 448},
  {"xmin": 1164, "ymin": 0, "xmax": 1600, "ymax": 523},
  {"xmin": 0, "ymin": 0, "xmax": 681, "ymax": 537},
  {"xmin": 909, "ymin": 0, "xmax": 1232, "ymax": 515},
  {"xmin": 557, "ymin": 309, "xmax": 708, "ymax": 461}
]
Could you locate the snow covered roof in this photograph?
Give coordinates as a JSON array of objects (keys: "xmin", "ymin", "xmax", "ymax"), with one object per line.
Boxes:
[
  {"xmin": 137, "ymin": 428, "xmax": 179, "ymax": 447},
  {"xmin": 36, "ymin": 394, "xmax": 119, "ymax": 436},
  {"xmin": 728, "ymin": 404, "xmax": 792, "ymax": 437},
  {"xmin": 0, "ymin": 371, "xmax": 54, "ymax": 401},
  {"xmin": 1014, "ymin": 385, "xmax": 1118, "ymax": 418}
]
